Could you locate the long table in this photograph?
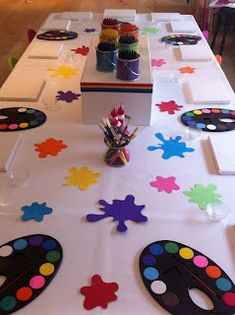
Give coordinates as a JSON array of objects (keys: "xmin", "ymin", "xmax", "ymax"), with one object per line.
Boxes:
[{"xmin": 0, "ymin": 12, "xmax": 235, "ymax": 315}]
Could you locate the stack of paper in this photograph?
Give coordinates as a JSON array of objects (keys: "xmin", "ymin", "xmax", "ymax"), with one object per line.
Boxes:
[
  {"xmin": 170, "ymin": 21, "xmax": 196, "ymax": 33},
  {"xmin": 41, "ymin": 18, "xmax": 71, "ymax": 30},
  {"xmin": 179, "ymin": 46, "xmax": 212, "ymax": 61},
  {"xmin": 28, "ymin": 43, "xmax": 64, "ymax": 59},
  {"xmin": 61, "ymin": 12, "xmax": 92, "ymax": 20},
  {"xmin": 151, "ymin": 13, "xmax": 182, "ymax": 21},
  {"xmin": 209, "ymin": 135, "xmax": 235, "ymax": 175},
  {"xmin": 103, "ymin": 9, "xmax": 136, "ymax": 23},
  {"xmin": 0, "ymin": 134, "xmax": 22, "ymax": 172}
]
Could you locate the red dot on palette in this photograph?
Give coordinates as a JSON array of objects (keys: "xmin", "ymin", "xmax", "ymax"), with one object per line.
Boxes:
[
  {"xmin": 16, "ymin": 287, "xmax": 33, "ymax": 301},
  {"xmin": 206, "ymin": 265, "xmax": 221, "ymax": 279},
  {"xmin": 8, "ymin": 124, "xmax": 18, "ymax": 130},
  {"xmin": 223, "ymin": 292, "xmax": 235, "ymax": 306},
  {"xmin": 0, "ymin": 124, "xmax": 8, "ymax": 130},
  {"xmin": 231, "ymin": 111, "xmax": 235, "ymax": 116}
]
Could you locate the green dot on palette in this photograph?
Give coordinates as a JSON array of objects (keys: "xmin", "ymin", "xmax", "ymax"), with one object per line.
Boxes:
[
  {"xmin": 164, "ymin": 241, "xmax": 179, "ymax": 253},
  {"xmin": 0, "ymin": 296, "xmax": 17, "ymax": 311},
  {"xmin": 46, "ymin": 250, "xmax": 61, "ymax": 262}
]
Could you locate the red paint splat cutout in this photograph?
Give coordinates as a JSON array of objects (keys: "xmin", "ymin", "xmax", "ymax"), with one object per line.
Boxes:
[
  {"xmin": 156, "ymin": 100, "xmax": 183, "ymax": 115},
  {"xmin": 71, "ymin": 46, "xmax": 89, "ymax": 56},
  {"xmin": 80, "ymin": 274, "xmax": 118, "ymax": 310},
  {"xmin": 34, "ymin": 138, "xmax": 67, "ymax": 158}
]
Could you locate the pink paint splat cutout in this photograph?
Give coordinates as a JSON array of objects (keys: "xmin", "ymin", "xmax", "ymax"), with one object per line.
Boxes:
[
  {"xmin": 80, "ymin": 274, "xmax": 118, "ymax": 310},
  {"xmin": 151, "ymin": 58, "xmax": 166, "ymax": 68},
  {"xmin": 150, "ymin": 176, "xmax": 180, "ymax": 193},
  {"xmin": 156, "ymin": 100, "xmax": 183, "ymax": 115}
]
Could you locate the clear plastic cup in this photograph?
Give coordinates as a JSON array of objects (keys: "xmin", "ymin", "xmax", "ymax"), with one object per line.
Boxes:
[
  {"xmin": 7, "ymin": 168, "xmax": 29, "ymax": 188},
  {"xmin": 206, "ymin": 203, "xmax": 231, "ymax": 222},
  {"xmin": 184, "ymin": 126, "xmax": 202, "ymax": 141}
]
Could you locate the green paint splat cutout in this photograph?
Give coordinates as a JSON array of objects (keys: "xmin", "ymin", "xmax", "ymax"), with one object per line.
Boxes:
[
  {"xmin": 142, "ymin": 27, "xmax": 159, "ymax": 35},
  {"xmin": 183, "ymin": 184, "xmax": 222, "ymax": 210}
]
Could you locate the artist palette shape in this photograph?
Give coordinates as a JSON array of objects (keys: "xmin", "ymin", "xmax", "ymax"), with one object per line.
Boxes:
[
  {"xmin": 0, "ymin": 107, "xmax": 46, "ymax": 132},
  {"xmin": 37, "ymin": 30, "xmax": 78, "ymax": 41},
  {"xmin": 0, "ymin": 234, "xmax": 63, "ymax": 314},
  {"xmin": 181, "ymin": 108, "xmax": 235, "ymax": 132},
  {"xmin": 161, "ymin": 34, "xmax": 201, "ymax": 46},
  {"xmin": 139, "ymin": 240, "xmax": 235, "ymax": 314}
]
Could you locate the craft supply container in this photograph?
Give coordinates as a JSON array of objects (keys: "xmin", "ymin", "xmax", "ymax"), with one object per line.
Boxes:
[
  {"xmin": 117, "ymin": 54, "xmax": 140, "ymax": 81},
  {"xmin": 96, "ymin": 47, "xmax": 118, "ymax": 72},
  {"xmin": 104, "ymin": 139, "xmax": 130, "ymax": 167}
]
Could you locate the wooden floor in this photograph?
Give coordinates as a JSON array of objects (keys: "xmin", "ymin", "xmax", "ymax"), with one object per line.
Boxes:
[{"xmin": 0, "ymin": 0, "xmax": 234, "ymax": 90}]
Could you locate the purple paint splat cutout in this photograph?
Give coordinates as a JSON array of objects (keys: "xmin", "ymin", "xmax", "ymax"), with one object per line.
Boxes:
[
  {"xmin": 84, "ymin": 28, "xmax": 96, "ymax": 33},
  {"xmin": 56, "ymin": 90, "xmax": 81, "ymax": 103},
  {"xmin": 86, "ymin": 195, "xmax": 147, "ymax": 232}
]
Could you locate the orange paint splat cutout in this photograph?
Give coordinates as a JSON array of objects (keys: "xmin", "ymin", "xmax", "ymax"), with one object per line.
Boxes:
[
  {"xmin": 179, "ymin": 66, "xmax": 195, "ymax": 74},
  {"xmin": 64, "ymin": 166, "xmax": 101, "ymax": 190},
  {"xmin": 47, "ymin": 65, "xmax": 79, "ymax": 79},
  {"xmin": 34, "ymin": 138, "xmax": 68, "ymax": 158}
]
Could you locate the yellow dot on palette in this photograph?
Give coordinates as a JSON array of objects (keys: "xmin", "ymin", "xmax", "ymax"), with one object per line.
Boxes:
[
  {"xmin": 193, "ymin": 110, "xmax": 202, "ymax": 115},
  {"xmin": 179, "ymin": 247, "xmax": 194, "ymax": 259},
  {"xmin": 19, "ymin": 122, "xmax": 29, "ymax": 128},
  {"xmin": 39, "ymin": 263, "xmax": 55, "ymax": 276}
]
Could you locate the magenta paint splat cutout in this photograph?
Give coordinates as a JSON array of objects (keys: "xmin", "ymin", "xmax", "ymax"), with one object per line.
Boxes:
[
  {"xmin": 150, "ymin": 176, "xmax": 180, "ymax": 193},
  {"xmin": 86, "ymin": 195, "xmax": 147, "ymax": 232},
  {"xmin": 56, "ymin": 91, "xmax": 81, "ymax": 103},
  {"xmin": 0, "ymin": 107, "xmax": 46, "ymax": 132}
]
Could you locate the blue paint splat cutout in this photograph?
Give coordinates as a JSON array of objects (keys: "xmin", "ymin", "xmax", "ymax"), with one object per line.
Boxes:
[
  {"xmin": 147, "ymin": 133, "xmax": 195, "ymax": 159},
  {"xmin": 21, "ymin": 202, "xmax": 53, "ymax": 222},
  {"xmin": 86, "ymin": 195, "xmax": 147, "ymax": 232},
  {"xmin": 56, "ymin": 90, "xmax": 81, "ymax": 103}
]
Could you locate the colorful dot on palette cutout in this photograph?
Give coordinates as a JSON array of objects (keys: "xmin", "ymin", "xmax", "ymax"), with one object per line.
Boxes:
[
  {"xmin": 30, "ymin": 120, "xmax": 39, "ymax": 126},
  {"xmin": 216, "ymin": 278, "xmax": 232, "ymax": 292},
  {"xmin": 193, "ymin": 255, "xmax": 208, "ymax": 268},
  {"xmin": 179, "ymin": 247, "xmax": 194, "ymax": 260},
  {"xmin": 8, "ymin": 124, "xmax": 18, "ymax": 130},
  {"xmin": 16, "ymin": 287, "xmax": 32, "ymax": 301},
  {"xmin": 221, "ymin": 109, "xmax": 230, "ymax": 114},
  {"xmin": 182, "ymin": 115, "xmax": 192, "ymax": 121},
  {"xmin": 206, "ymin": 265, "xmax": 221, "ymax": 279},
  {"xmin": 43, "ymin": 239, "xmax": 57, "ymax": 250},
  {"xmin": 29, "ymin": 235, "xmax": 43, "ymax": 246},
  {"xmin": 202, "ymin": 108, "xmax": 211, "ymax": 113},
  {"xmin": 164, "ymin": 242, "xmax": 179, "ymax": 254},
  {"xmin": 46, "ymin": 250, "xmax": 61, "ymax": 262},
  {"xmin": 188, "ymin": 121, "xmax": 197, "ymax": 126},
  {"xmin": 143, "ymin": 267, "xmax": 159, "ymax": 280},
  {"xmin": 223, "ymin": 292, "xmax": 235, "ymax": 306},
  {"xmin": 149, "ymin": 244, "xmax": 164, "ymax": 256},
  {"xmin": 29, "ymin": 275, "xmax": 45, "ymax": 289},
  {"xmin": 13, "ymin": 239, "xmax": 28, "ymax": 250},
  {"xmin": 196, "ymin": 123, "xmax": 206, "ymax": 129},
  {"xmin": 151, "ymin": 280, "xmax": 167, "ymax": 295},
  {"xmin": 207, "ymin": 124, "xmax": 217, "ymax": 130},
  {"xmin": 0, "ymin": 124, "xmax": 8, "ymax": 130},
  {"xmin": 26, "ymin": 109, "xmax": 36, "ymax": 114},
  {"xmin": 193, "ymin": 110, "xmax": 202, "ymax": 115},
  {"xmin": 0, "ymin": 245, "xmax": 13, "ymax": 257},
  {"xmin": 161, "ymin": 292, "xmax": 179, "ymax": 307},
  {"xmin": 231, "ymin": 111, "xmax": 235, "ymax": 116},
  {"xmin": 19, "ymin": 122, "xmax": 29, "ymax": 129},
  {"xmin": 141, "ymin": 254, "xmax": 157, "ymax": 266},
  {"xmin": 39, "ymin": 262, "xmax": 55, "ymax": 276},
  {"xmin": 18, "ymin": 108, "xmax": 27, "ymax": 113},
  {"xmin": 0, "ymin": 296, "xmax": 17, "ymax": 311},
  {"xmin": 186, "ymin": 112, "xmax": 194, "ymax": 117},
  {"xmin": 211, "ymin": 109, "xmax": 220, "ymax": 113}
]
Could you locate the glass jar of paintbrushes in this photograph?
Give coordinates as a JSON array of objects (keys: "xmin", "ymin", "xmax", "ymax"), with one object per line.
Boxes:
[{"xmin": 99, "ymin": 117, "xmax": 138, "ymax": 167}]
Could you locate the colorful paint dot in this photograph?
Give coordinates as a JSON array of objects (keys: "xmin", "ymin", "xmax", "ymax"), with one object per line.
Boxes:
[
  {"xmin": 231, "ymin": 111, "xmax": 235, "ymax": 116},
  {"xmin": 0, "ymin": 245, "xmax": 13, "ymax": 257},
  {"xmin": 13, "ymin": 239, "xmax": 28, "ymax": 250},
  {"xmin": 39, "ymin": 263, "xmax": 55, "ymax": 276},
  {"xmin": 161, "ymin": 292, "xmax": 179, "ymax": 307},
  {"xmin": 179, "ymin": 247, "xmax": 194, "ymax": 259},
  {"xmin": 0, "ymin": 124, "xmax": 8, "ymax": 130},
  {"xmin": 182, "ymin": 115, "xmax": 191, "ymax": 121},
  {"xmin": 46, "ymin": 250, "xmax": 61, "ymax": 262},
  {"xmin": 143, "ymin": 267, "xmax": 159, "ymax": 280},
  {"xmin": 211, "ymin": 109, "xmax": 220, "ymax": 113},
  {"xmin": 29, "ymin": 275, "xmax": 46, "ymax": 289},
  {"xmin": 193, "ymin": 255, "xmax": 208, "ymax": 268},
  {"xmin": 186, "ymin": 112, "xmax": 194, "ymax": 117},
  {"xmin": 29, "ymin": 235, "xmax": 43, "ymax": 246},
  {"xmin": 206, "ymin": 266, "xmax": 221, "ymax": 279},
  {"xmin": 8, "ymin": 124, "xmax": 18, "ymax": 130},
  {"xmin": 141, "ymin": 254, "xmax": 157, "ymax": 266},
  {"xmin": 202, "ymin": 109, "xmax": 211, "ymax": 113},
  {"xmin": 207, "ymin": 124, "xmax": 217, "ymax": 130},
  {"xmin": 149, "ymin": 244, "xmax": 164, "ymax": 256},
  {"xmin": 16, "ymin": 287, "xmax": 32, "ymax": 301},
  {"xmin": 196, "ymin": 123, "xmax": 206, "ymax": 129},
  {"xmin": 164, "ymin": 242, "xmax": 179, "ymax": 254},
  {"xmin": 26, "ymin": 109, "xmax": 36, "ymax": 114},
  {"xmin": 223, "ymin": 292, "xmax": 235, "ymax": 306},
  {"xmin": 0, "ymin": 296, "xmax": 17, "ymax": 311},
  {"xmin": 19, "ymin": 122, "xmax": 29, "ymax": 128},
  {"xmin": 18, "ymin": 108, "xmax": 27, "ymax": 113},
  {"xmin": 193, "ymin": 110, "xmax": 202, "ymax": 115},
  {"xmin": 151, "ymin": 280, "xmax": 167, "ymax": 295},
  {"xmin": 188, "ymin": 120, "xmax": 196, "ymax": 126},
  {"xmin": 216, "ymin": 278, "xmax": 232, "ymax": 292},
  {"xmin": 29, "ymin": 120, "xmax": 39, "ymax": 126},
  {"xmin": 43, "ymin": 239, "xmax": 57, "ymax": 250},
  {"xmin": 221, "ymin": 109, "xmax": 230, "ymax": 114}
]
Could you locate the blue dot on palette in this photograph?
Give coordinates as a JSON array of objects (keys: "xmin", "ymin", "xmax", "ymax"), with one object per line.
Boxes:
[
  {"xmin": 139, "ymin": 240, "xmax": 235, "ymax": 314},
  {"xmin": 181, "ymin": 108, "xmax": 235, "ymax": 132},
  {"xmin": 0, "ymin": 234, "xmax": 62, "ymax": 314},
  {"xmin": 0, "ymin": 107, "xmax": 46, "ymax": 132}
]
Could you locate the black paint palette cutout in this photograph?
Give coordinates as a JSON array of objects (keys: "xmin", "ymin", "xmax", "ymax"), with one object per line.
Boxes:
[
  {"xmin": 161, "ymin": 34, "xmax": 201, "ymax": 45},
  {"xmin": 37, "ymin": 30, "xmax": 78, "ymax": 41},
  {"xmin": 181, "ymin": 108, "xmax": 235, "ymax": 132},
  {"xmin": 0, "ymin": 234, "xmax": 63, "ymax": 314},
  {"xmin": 139, "ymin": 240, "xmax": 235, "ymax": 315},
  {"xmin": 0, "ymin": 107, "xmax": 46, "ymax": 132}
]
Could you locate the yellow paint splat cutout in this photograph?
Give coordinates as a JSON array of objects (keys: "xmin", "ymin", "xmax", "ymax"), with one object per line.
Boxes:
[
  {"xmin": 64, "ymin": 166, "xmax": 101, "ymax": 190},
  {"xmin": 48, "ymin": 65, "xmax": 79, "ymax": 79}
]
